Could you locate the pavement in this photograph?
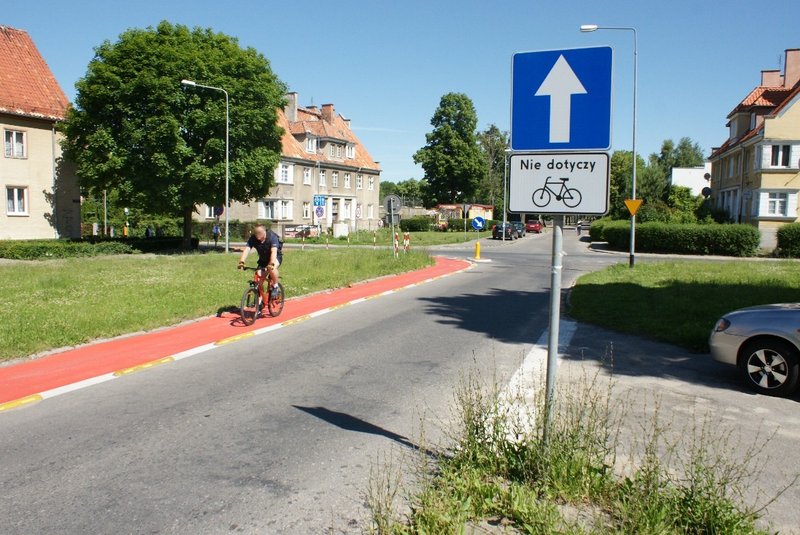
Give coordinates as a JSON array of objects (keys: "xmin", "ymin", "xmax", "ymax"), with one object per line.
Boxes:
[{"xmin": 0, "ymin": 255, "xmax": 472, "ymax": 411}]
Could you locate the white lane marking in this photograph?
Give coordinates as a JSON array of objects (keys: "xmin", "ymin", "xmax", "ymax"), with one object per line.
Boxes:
[{"xmin": 499, "ymin": 320, "xmax": 578, "ymax": 439}]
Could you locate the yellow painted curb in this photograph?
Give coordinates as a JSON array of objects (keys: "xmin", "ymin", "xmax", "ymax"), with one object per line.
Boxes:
[
  {"xmin": 214, "ymin": 332, "xmax": 256, "ymax": 346},
  {"xmin": 330, "ymin": 303, "xmax": 351, "ymax": 311},
  {"xmin": 113, "ymin": 356, "xmax": 175, "ymax": 377},
  {"xmin": 282, "ymin": 314, "xmax": 312, "ymax": 327},
  {"xmin": 0, "ymin": 394, "xmax": 43, "ymax": 412}
]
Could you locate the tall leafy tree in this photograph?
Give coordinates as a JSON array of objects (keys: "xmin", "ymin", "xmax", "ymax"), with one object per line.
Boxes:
[
  {"xmin": 609, "ymin": 150, "xmax": 646, "ymax": 219},
  {"xmin": 413, "ymin": 93, "xmax": 487, "ymax": 207},
  {"xmin": 394, "ymin": 178, "xmax": 426, "ymax": 206},
  {"xmin": 61, "ymin": 21, "xmax": 287, "ymax": 247},
  {"xmin": 477, "ymin": 124, "xmax": 509, "ymax": 213}
]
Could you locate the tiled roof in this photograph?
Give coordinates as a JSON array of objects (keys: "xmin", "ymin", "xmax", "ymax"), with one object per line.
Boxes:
[
  {"xmin": 712, "ymin": 80, "xmax": 800, "ymax": 159},
  {"xmin": 0, "ymin": 26, "xmax": 68, "ymax": 121},
  {"xmin": 727, "ymin": 86, "xmax": 792, "ymax": 117},
  {"xmin": 278, "ymin": 105, "xmax": 381, "ymax": 172}
]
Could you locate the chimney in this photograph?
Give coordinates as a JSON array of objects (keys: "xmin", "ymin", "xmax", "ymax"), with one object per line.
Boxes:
[
  {"xmin": 322, "ymin": 103, "xmax": 334, "ymax": 123},
  {"xmin": 284, "ymin": 92, "xmax": 298, "ymax": 122},
  {"xmin": 784, "ymin": 49, "xmax": 800, "ymax": 88},
  {"xmin": 761, "ymin": 69, "xmax": 783, "ymax": 87}
]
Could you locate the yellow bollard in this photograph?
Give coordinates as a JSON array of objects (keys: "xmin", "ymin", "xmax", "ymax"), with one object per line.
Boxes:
[{"xmin": 475, "ymin": 241, "xmax": 481, "ymax": 260}]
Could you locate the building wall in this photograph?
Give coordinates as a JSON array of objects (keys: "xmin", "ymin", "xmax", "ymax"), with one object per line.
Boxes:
[
  {"xmin": 196, "ymin": 161, "xmax": 381, "ymax": 233},
  {"xmin": 1, "ymin": 114, "xmax": 80, "ymax": 240}
]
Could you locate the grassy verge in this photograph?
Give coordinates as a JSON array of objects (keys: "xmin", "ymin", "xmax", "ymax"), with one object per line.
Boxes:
[
  {"xmin": 0, "ymin": 249, "xmax": 433, "ymax": 361},
  {"xmin": 283, "ymin": 229, "xmax": 492, "ymax": 247},
  {"xmin": 368, "ymin": 369, "xmax": 780, "ymax": 534},
  {"xmin": 569, "ymin": 261, "xmax": 800, "ymax": 352}
]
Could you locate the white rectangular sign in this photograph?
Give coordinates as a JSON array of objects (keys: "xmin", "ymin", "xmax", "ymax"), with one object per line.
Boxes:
[{"xmin": 509, "ymin": 152, "xmax": 609, "ymax": 215}]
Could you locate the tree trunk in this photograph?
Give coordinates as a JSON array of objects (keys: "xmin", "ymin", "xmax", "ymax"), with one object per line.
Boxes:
[{"xmin": 182, "ymin": 205, "xmax": 194, "ymax": 250}]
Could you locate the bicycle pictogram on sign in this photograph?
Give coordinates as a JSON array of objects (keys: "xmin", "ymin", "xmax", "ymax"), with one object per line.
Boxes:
[{"xmin": 532, "ymin": 177, "xmax": 582, "ymax": 208}]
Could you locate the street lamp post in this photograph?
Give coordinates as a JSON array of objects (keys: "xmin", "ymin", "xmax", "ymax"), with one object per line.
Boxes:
[
  {"xmin": 581, "ymin": 24, "xmax": 638, "ymax": 267},
  {"xmin": 181, "ymin": 79, "xmax": 230, "ymax": 253}
]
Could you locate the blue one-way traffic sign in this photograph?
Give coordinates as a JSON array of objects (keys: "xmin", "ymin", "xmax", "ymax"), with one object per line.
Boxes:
[{"xmin": 511, "ymin": 46, "xmax": 612, "ymax": 151}]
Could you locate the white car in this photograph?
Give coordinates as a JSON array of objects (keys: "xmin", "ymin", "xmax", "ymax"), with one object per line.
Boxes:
[{"xmin": 709, "ymin": 304, "xmax": 800, "ymax": 397}]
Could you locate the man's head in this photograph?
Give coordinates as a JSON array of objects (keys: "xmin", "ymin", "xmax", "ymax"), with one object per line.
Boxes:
[{"xmin": 253, "ymin": 225, "xmax": 267, "ymax": 241}]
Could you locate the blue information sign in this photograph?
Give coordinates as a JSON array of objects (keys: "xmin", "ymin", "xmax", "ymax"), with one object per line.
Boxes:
[
  {"xmin": 511, "ymin": 46, "xmax": 612, "ymax": 151},
  {"xmin": 471, "ymin": 216, "xmax": 486, "ymax": 231},
  {"xmin": 313, "ymin": 195, "xmax": 325, "ymax": 207}
]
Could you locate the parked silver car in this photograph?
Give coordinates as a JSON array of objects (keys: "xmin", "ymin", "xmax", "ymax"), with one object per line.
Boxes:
[{"xmin": 709, "ymin": 303, "xmax": 800, "ymax": 397}]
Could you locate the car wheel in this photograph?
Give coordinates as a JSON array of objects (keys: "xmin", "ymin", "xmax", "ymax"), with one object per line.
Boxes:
[{"xmin": 738, "ymin": 339, "xmax": 800, "ymax": 396}]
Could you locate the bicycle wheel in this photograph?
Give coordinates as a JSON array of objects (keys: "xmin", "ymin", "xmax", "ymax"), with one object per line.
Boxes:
[
  {"xmin": 532, "ymin": 187, "xmax": 551, "ymax": 207},
  {"xmin": 563, "ymin": 188, "xmax": 582, "ymax": 208},
  {"xmin": 240, "ymin": 287, "xmax": 260, "ymax": 326},
  {"xmin": 267, "ymin": 283, "xmax": 285, "ymax": 317}
]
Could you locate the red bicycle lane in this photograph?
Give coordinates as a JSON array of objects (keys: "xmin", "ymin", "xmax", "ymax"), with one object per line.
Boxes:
[{"xmin": 0, "ymin": 257, "xmax": 472, "ymax": 410}]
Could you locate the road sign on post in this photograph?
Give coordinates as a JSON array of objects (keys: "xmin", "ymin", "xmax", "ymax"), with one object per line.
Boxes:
[
  {"xmin": 512, "ymin": 46, "xmax": 612, "ymax": 151},
  {"xmin": 510, "ymin": 46, "xmax": 613, "ymax": 446},
  {"xmin": 313, "ymin": 195, "xmax": 325, "ymax": 207},
  {"xmin": 472, "ymin": 216, "xmax": 486, "ymax": 231},
  {"xmin": 624, "ymin": 199, "xmax": 643, "ymax": 216}
]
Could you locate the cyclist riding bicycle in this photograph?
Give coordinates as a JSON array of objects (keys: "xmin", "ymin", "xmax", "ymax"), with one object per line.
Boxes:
[{"xmin": 238, "ymin": 225, "xmax": 282, "ymax": 297}]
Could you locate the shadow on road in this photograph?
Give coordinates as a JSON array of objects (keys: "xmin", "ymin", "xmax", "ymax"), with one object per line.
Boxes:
[
  {"xmin": 292, "ymin": 406, "xmax": 436, "ymax": 455},
  {"xmin": 419, "ymin": 288, "xmax": 550, "ymax": 345}
]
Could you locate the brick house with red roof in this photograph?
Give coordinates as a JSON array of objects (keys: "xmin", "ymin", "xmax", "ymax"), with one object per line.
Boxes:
[
  {"xmin": 0, "ymin": 26, "xmax": 80, "ymax": 240},
  {"xmin": 709, "ymin": 48, "xmax": 800, "ymax": 248},
  {"xmin": 197, "ymin": 92, "xmax": 382, "ymax": 235}
]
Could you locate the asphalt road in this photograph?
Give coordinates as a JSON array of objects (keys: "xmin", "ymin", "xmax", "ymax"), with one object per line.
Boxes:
[{"xmin": 2, "ymin": 230, "xmax": 798, "ymax": 534}]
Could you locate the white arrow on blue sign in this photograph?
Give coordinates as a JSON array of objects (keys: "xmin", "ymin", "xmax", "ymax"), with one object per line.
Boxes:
[
  {"xmin": 471, "ymin": 216, "xmax": 486, "ymax": 231},
  {"xmin": 511, "ymin": 46, "xmax": 612, "ymax": 151}
]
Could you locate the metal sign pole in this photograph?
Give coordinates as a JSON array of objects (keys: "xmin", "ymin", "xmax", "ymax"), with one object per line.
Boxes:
[{"xmin": 543, "ymin": 215, "xmax": 563, "ymax": 447}]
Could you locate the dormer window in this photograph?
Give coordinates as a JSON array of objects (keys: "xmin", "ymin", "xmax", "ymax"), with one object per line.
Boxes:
[
  {"xmin": 346, "ymin": 144, "xmax": 355, "ymax": 159},
  {"xmin": 305, "ymin": 137, "xmax": 317, "ymax": 153},
  {"xmin": 336, "ymin": 145, "xmax": 343, "ymax": 158}
]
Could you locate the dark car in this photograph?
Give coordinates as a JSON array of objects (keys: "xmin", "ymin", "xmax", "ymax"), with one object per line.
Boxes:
[
  {"xmin": 511, "ymin": 221, "xmax": 526, "ymax": 237},
  {"xmin": 492, "ymin": 223, "xmax": 519, "ymax": 240},
  {"xmin": 525, "ymin": 220, "xmax": 543, "ymax": 233}
]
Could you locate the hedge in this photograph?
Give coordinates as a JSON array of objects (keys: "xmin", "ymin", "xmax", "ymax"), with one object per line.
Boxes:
[
  {"xmin": 0, "ymin": 240, "xmax": 136, "ymax": 260},
  {"xmin": 400, "ymin": 216, "xmax": 435, "ymax": 232},
  {"xmin": 597, "ymin": 221, "xmax": 760, "ymax": 257},
  {"xmin": 777, "ymin": 223, "xmax": 800, "ymax": 257}
]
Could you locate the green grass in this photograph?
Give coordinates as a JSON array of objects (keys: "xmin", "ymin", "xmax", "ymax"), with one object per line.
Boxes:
[
  {"xmin": 569, "ymin": 260, "xmax": 800, "ymax": 352},
  {"xmin": 0, "ymin": 249, "xmax": 433, "ymax": 361},
  {"xmin": 283, "ymin": 228, "xmax": 492, "ymax": 247},
  {"xmin": 368, "ymin": 369, "xmax": 776, "ymax": 534}
]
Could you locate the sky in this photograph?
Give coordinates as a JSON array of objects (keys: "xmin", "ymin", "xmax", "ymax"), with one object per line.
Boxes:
[{"xmin": 6, "ymin": 0, "xmax": 800, "ymax": 182}]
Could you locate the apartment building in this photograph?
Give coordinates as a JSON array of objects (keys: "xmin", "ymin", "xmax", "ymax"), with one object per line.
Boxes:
[
  {"xmin": 709, "ymin": 49, "xmax": 800, "ymax": 247},
  {"xmin": 198, "ymin": 93, "xmax": 381, "ymax": 234},
  {"xmin": 0, "ymin": 26, "xmax": 80, "ymax": 240}
]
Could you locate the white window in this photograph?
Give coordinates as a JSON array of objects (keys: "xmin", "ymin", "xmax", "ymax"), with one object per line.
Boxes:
[
  {"xmin": 771, "ymin": 145, "xmax": 791, "ymax": 167},
  {"xmin": 303, "ymin": 167, "xmax": 311, "ymax": 185},
  {"xmin": 280, "ymin": 200, "xmax": 293, "ymax": 220},
  {"xmin": 344, "ymin": 173, "xmax": 351, "ymax": 189},
  {"xmin": 332, "ymin": 171, "xmax": 339, "ymax": 188},
  {"xmin": 328, "ymin": 144, "xmax": 335, "ymax": 157},
  {"xmin": 768, "ymin": 192, "xmax": 788, "ymax": 216},
  {"xmin": 356, "ymin": 174, "xmax": 363, "ymax": 190},
  {"xmin": 343, "ymin": 200, "xmax": 351, "ymax": 219},
  {"xmin": 259, "ymin": 200, "xmax": 276, "ymax": 219},
  {"xmin": 319, "ymin": 170, "xmax": 326, "ymax": 187},
  {"xmin": 303, "ymin": 202, "xmax": 311, "ymax": 219},
  {"xmin": 204, "ymin": 205, "xmax": 215, "ymax": 219},
  {"xmin": 6, "ymin": 186, "xmax": 28, "ymax": 215},
  {"xmin": 368, "ymin": 176, "xmax": 375, "ymax": 191},
  {"xmin": 336, "ymin": 145, "xmax": 343, "ymax": 158},
  {"xmin": 278, "ymin": 163, "xmax": 293, "ymax": 184},
  {"xmin": 346, "ymin": 144, "xmax": 355, "ymax": 159},
  {"xmin": 4, "ymin": 130, "xmax": 26, "ymax": 159},
  {"xmin": 727, "ymin": 157, "xmax": 734, "ymax": 178},
  {"xmin": 368, "ymin": 204, "xmax": 374, "ymax": 219},
  {"xmin": 305, "ymin": 137, "xmax": 317, "ymax": 153}
]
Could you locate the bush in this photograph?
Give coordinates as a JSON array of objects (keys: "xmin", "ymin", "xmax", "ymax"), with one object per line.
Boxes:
[
  {"xmin": 777, "ymin": 223, "xmax": 800, "ymax": 257},
  {"xmin": 589, "ymin": 217, "xmax": 613, "ymax": 241},
  {"xmin": 0, "ymin": 240, "xmax": 136, "ymax": 260},
  {"xmin": 400, "ymin": 216, "xmax": 435, "ymax": 232},
  {"xmin": 603, "ymin": 222, "xmax": 759, "ymax": 257}
]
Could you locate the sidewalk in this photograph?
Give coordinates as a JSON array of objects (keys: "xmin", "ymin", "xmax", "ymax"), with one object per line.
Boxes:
[{"xmin": 0, "ymin": 256, "xmax": 472, "ymax": 411}]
